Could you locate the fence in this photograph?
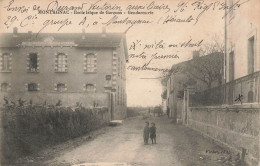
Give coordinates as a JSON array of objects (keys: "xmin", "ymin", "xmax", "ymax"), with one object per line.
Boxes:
[{"xmin": 190, "ymin": 71, "xmax": 260, "ymax": 106}]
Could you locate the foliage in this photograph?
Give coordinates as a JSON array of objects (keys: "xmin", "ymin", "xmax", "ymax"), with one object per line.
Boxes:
[
  {"xmin": 161, "ymin": 90, "xmax": 167, "ymax": 100},
  {"xmin": 1, "ymin": 105, "xmax": 109, "ymax": 164},
  {"xmin": 184, "ymin": 52, "xmax": 224, "ymax": 88}
]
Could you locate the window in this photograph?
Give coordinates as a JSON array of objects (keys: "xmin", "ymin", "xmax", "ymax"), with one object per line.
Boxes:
[
  {"xmin": 55, "ymin": 83, "xmax": 67, "ymax": 92},
  {"xmin": 84, "ymin": 53, "xmax": 97, "ymax": 72},
  {"xmin": 1, "ymin": 83, "xmax": 8, "ymax": 92},
  {"xmin": 248, "ymin": 36, "xmax": 255, "ymax": 74},
  {"xmin": 106, "ymin": 75, "xmax": 111, "ymax": 85},
  {"xmin": 1, "ymin": 53, "xmax": 12, "ymax": 72},
  {"xmin": 28, "ymin": 53, "xmax": 39, "ymax": 72},
  {"xmin": 84, "ymin": 83, "xmax": 96, "ymax": 92},
  {"xmin": 229, "ymin": 51, "xmax": 234, "ymax": 81},
  {"xmin": 27, "ymin": 83, "xmax": 39, "ymax": 91},
  {"xmin": 55, "ymin": 53, "xmax": 68, "ymax": 72},
  {"xmin": 248, "ymin": 91, "xmax": 254, "ymax": 103}
]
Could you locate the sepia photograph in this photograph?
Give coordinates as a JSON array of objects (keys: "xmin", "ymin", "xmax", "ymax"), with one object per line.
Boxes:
[{"xmin": 0, "ymin": 0, "xmax": 259, "ymax": 165}]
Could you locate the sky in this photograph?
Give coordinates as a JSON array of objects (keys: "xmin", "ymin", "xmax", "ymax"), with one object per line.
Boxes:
[{"xmin": 0, "ymin": 0, "xmax": 226, "ymax": 106}]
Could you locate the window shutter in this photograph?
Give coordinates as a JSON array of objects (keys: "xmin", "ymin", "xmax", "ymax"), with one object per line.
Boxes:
[
  {"xmin": 54, "ymin": 83, "xmax": 57, "ymax": 91},
  {"xmin": 27, "ymin": 54, "xmax": 30, "ymax": 71},
  {"xmin": 37, "ymin": 83, "xmax": 40, "ymax": 91},
  {"xmin": 64, "ymin": 83, "xmax": 68, "ymax": 91},
  {"xmin": 93, "ymin": 84, "xmax": 97, "ymax": 92},
  {"xmin": 9, "ymin": 54, "xmax": 12, "ymax": 71},
  {"xmin": 54, "ymin": 57, "xmax": 58, "ymax": 71},
  {"xmin": 37, "ymin": 56, "xmax": 40, "ymax": 70},
  {"xmin": 25, "ymin": 83, "xmax": 28, "ymax": 90},
  {"xmin": 93, "ymin": 65, "xmax": 97, "ymax": 72},
  {"xmin": 83, "ymin": 84, "xmax": 86, "ymax": 91},
  {"xmin": 93, "ymin": 57, "xmax": 97, "ymax": 62}
]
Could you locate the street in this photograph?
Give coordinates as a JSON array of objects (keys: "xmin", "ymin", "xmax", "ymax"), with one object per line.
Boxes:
[{"xmin": 38, "ymin": 115, "xmax": 234, "ymax": 166}]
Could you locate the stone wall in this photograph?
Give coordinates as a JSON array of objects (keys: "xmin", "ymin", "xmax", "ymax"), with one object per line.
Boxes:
[
  {"xmin": 188, "ymin": 105, "xmax": 260, "ymax": 166},
  {"xmin": 0, "ymin": 92, "xmax": 109, "ymax": 108}
]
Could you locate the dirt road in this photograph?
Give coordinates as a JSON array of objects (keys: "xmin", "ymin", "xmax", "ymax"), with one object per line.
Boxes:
[{"xmin": 43, "ymin": 116, "xmax": 234, "ymax": 166}]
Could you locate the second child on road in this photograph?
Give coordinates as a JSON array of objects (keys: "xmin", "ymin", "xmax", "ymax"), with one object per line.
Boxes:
[
  {"xmin": 143, "ymin": 121, "xmax": 150, "ymax": 145},
  {"xmin": 150, "ymin": 122, "xmax": 156, "ymax": 144}
]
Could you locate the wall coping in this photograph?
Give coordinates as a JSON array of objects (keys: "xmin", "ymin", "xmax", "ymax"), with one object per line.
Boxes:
[{"xmin": 190, "ymin": 104, "xmax": 260, "ymax": 110}]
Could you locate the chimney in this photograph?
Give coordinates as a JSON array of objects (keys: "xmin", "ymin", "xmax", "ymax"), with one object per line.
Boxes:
[
  {"xmin": 28, "ymin": 31, "xmax": 32, "ymax": 35},
  {"xmin": 192, "ymin": 51, "xmax": 200, "ymax": 59},
  {"xmin": 13, "ymin": 27, "xmax": 18, "ymax": 37}
]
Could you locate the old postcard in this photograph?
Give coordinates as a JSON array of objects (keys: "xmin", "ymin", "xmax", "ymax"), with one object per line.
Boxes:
[{"xmin": 0, "ymin": 0, "xmax": 259, "ymax": 165}]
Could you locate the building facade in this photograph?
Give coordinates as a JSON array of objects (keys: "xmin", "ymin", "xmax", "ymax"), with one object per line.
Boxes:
[
  {"xmin": 0, "ymin": 28, "xmax": 128, "ymax": 120},
  {"xmin": 225, "ymin": 0, "xmax": 260, "ymax": 104}
]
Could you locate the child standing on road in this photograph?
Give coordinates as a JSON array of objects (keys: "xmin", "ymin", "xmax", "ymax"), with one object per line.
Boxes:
[
  {"xmin": 150, "ymin": 123, "xmax": 156, "ymax": 144},
  {"xmin": 143, "ymin": 121, "xmax": 150, "ymax": 145}
]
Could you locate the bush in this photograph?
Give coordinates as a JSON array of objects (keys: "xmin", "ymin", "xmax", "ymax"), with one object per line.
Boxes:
[{"xmin": 1, "ymin": 105, "xmax": 109, "ymax": 164}]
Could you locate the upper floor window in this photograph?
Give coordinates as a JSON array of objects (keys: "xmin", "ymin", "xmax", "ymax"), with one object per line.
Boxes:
[
  {"xmin": 84, "ymin": 53, "xmax": 97, "ymax": 73},
  {"xmin": 248, "ymin": 36, "xmax": 255, "ymax": 74},
  {"xmin": 1, "ymin": 83, "xmax": 9, "ymax": 92},
  {"xmin": 229, "ymin": 51, "xmax": 234, "ymax": 81},
  {"xmin": 27, "ymin": 83, "xmax": 39, "ymax": 92},
  {"xmin": 0, "ymin": 53, "xmax": 12, "ymax": 72},
  {"xmin": 28, "ymin": 53, "xmax": 39, "ymax": 72},
  {"xmin": 55, "ymin": 53, "xmax": 68, "ymax": 72}
]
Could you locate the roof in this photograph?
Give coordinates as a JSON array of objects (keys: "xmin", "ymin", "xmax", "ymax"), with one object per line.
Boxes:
[
  {"xmin": 170, "ymin": 52, "xmax": 224, "ymax": 71},
  {"xmin": 0, "ymin": 32, "xmax": 129, "ymax": 61},
  {"xmin": 163, "ymin": 52, "xmax": 224, "ymax": 81}
]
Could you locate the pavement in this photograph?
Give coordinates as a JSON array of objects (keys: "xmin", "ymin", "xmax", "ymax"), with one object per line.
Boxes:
[{"xmin": 13, "ymin": 115, "xmax": 237, "ymax": 166}]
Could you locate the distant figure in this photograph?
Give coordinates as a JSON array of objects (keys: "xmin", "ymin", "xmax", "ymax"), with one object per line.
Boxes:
[
  {"xmin": 143, "ymin": 121, "xmax": 150, "ymax": 145},
  {"xmin": 150, "ymin": 123, "xmax": 156, "ymax": 144},
  {"xmin": 167, "ymin": 106, "xmax": 170, "ymax": 118}
]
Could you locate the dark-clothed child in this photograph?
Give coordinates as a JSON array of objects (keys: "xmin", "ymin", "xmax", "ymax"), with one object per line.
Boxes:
[
  {"xmin": 143, "ymin": 121, "xmax": 150, "ymax": 144},
  {"xmin": 150, "ymin": 123, "xmax": 156, "ymax": 144}
]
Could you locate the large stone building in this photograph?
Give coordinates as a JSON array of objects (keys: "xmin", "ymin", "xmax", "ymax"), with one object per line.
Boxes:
[
  {"xmin": 225, "ymin": 0, "xmax": 260, "ymax": 104},
  {"xmin": 0, "ymin": 28, "xmax": 128, "ymax": 120}
]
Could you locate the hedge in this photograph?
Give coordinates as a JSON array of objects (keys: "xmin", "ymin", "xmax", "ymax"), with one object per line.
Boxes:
[{"xmin": 1, "ymin": 105, "xmax": 109, "ymax": 164}]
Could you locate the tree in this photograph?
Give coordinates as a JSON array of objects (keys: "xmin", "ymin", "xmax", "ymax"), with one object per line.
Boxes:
[
  {"xmin": 161, "ymin": 89, "xmax": 167, "ymax": 100},
  {"xmin": 184, "ymin": 52, "xmax": 224, "ymax": 88},
  {"xmin": 199, "ymin": 33, "xmax": 224, "ymax": 55},
  {"xmin": 160, "ymin": 34, "xmax": 224, "ymax": 90}
]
